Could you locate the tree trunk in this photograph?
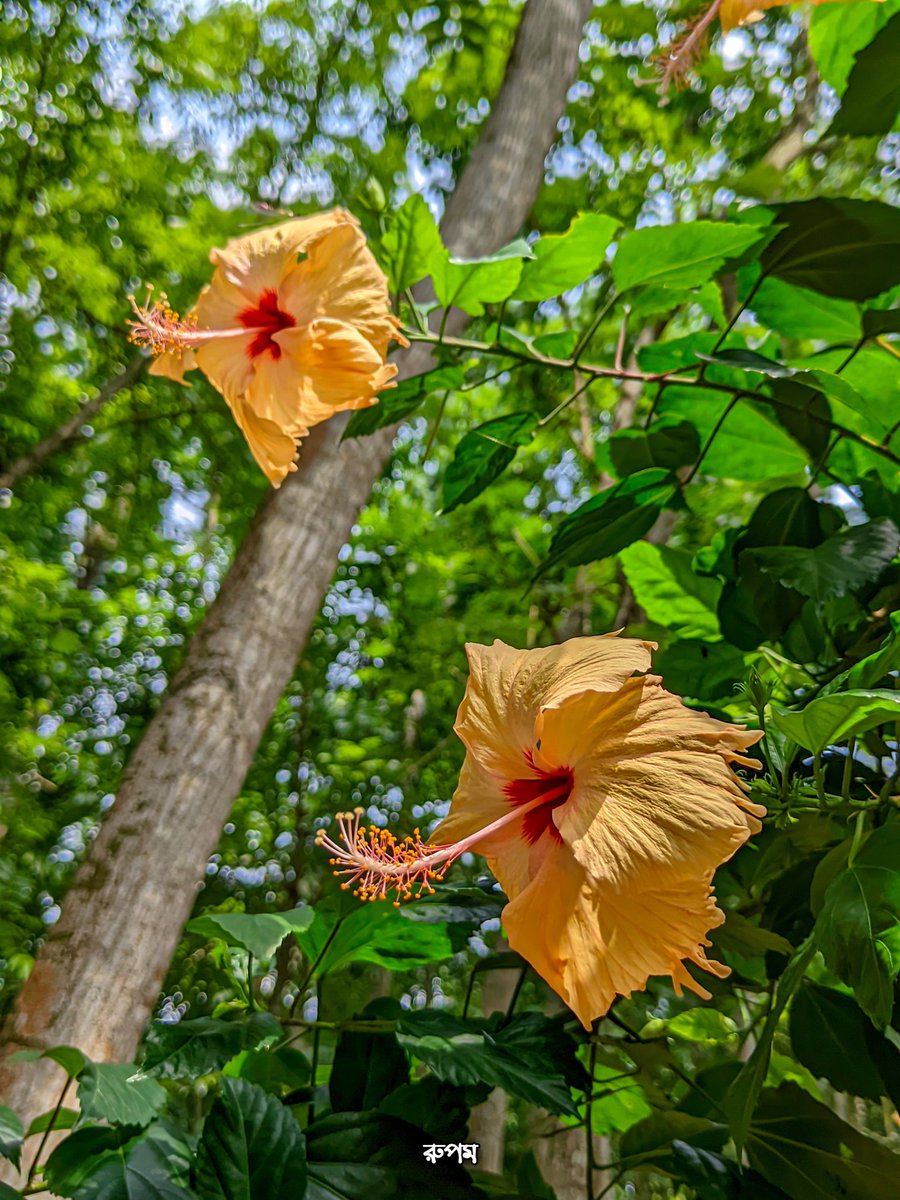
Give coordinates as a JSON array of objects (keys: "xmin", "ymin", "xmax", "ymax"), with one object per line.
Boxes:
[{"xmin": 0, "ymin": 0, "xmax": 593, "ymax": 1149}]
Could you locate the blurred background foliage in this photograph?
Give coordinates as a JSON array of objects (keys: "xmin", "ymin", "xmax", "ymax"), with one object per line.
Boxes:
[{"xmin": 1, "ymin": 0, "xmax": 899, "ymax": 1197}]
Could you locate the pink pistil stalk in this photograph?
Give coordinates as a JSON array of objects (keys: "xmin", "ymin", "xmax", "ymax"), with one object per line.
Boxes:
[{"xmin": 316, "ymin": 782, "xmax": 571, "ymax": 905}]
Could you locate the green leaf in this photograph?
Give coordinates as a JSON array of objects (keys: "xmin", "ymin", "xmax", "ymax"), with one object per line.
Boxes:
[
  {"xmin": 831, "ymin": 14, "xmax": 900, "ymax": 137},
  {"xmin": 294, "ymin": 902, "xmax": 454, "ymax": 976},
  {"xmin": 45, "ymin": 1122, "xmax": 195, "ymax": 1200},
  {"xmin": 789, "ymin": 980, "xmax": 900, "ymax": 1101},
  {"xmin": 588, "ymin": 1063, "xmax": 652, "ymax": 1137},
  {"xmin": 537, "ymin": 469, "xmax": 679, "ymax": 576},
  {"xmin": 619, "ymin": 1110, "xmax": 727, "ymax": 1166},
  {"xmin": 432, "ymin": 239, "xmax": 533, "ymax": 315},
  {"xmin": 27, "ymin": 1108, "xmax": 79, "ymax": 1137},
  {"xmin": 761, "ymin": 198, "xmax": 900, "ymax": 300},
  {"xmin": 863, "ymin": 307, "xmax": 900, "ymax": 337},
  {"xmin": 0, "ymin": 1105, "xmax": 23, "ymax": 1170},
  {"xmin": 711, "ymin": 911, "xmax": 794, "ymax": 960},
  {"xmin": 772, "ymin": 688, "xmax": 900, "ymax": 755},
  {"xmin": 613, "ymin": 221, "xmax": 766, "ymax": 292},
  {"xmin": 8, "ymin": 1045, "xmax": 88, "ymax": 1079},
  {"xmin": 330, "ymin": 1000, "xmax": 409, "ymax": 1112},
  {"xmin": 820, "ymin": 631, "xmax": 900, "ymax": 696},
  {"xmin": 657, "ymin": 387, "xmax": 808, "ymax": 481},
  {"xmin": 381, "ymin": 194, "xmax": 445, "ymax": 293},
  {"xmin": 305, "ymin": 1111, "xmax": 478, "ymax": 1200},
  {"xmin": 619, "ymin": 542, "xmax": 722, "ymax": 638},
  {"xmin": 378, "ymin": 1077, "xmax": 473, "ymax": 1143},
  {"xmin": 77, "ymin": 1063, "xmax": 166, "ymax": 1129},
  {"xmin": 814, "ymin": 823, "xmax": 900, "ymax": 1028},
  {"xmin": 343, "ymin": 366, "xmax": 464, "ymax": 439},
  {"xmin": 747, "ymin": 1083, "xmax": 900, "ymax": 1200},
  {"xmin": 185, "ymin": 906, "xmax": 314, "ymax": 961},
  {"xmin": 641, "ymin": 1008, "xmax": 737, "ymax": 1046},
  {"xmin": 0, "ymin": 1185, "xmax": 20, "ymax": 1199},
  {"xmin": 654, "ymin": 639, "xmax": 747, "ymax": 701},
  {"xmin": 513, "ymin": 212, "xmax": 620, "ymax": 300},
  {"xmin": 397, "ymin": 1010, "xmax": 583, "ymax": 1117},
  {"xmin": 725, "ymin": 937, "xmax": 816, "ymax": 1155},
  {"xmin": 809, "ymin": 0, "xmax": 899, "ymax": 93},
  {"xmin": 751, "ymin": 519, "xmax": 899, "ymax": 603},
  {"xmin": 441, "ymin": 412, "xmax": 536, "ymax": 513},
  {"xmin": 195, "ymin": 1077, "xmax": 306, "ymax": 1200},
  {"xmin": 749, "ymin": 275, "xmax": 862, "ymax": 341},
  {"xmin": 142, "ymin": 1013, "xmax": 282, "ymax": 1079},
  {"xmin": 609, "ymin": 419, "xmax": 700, "ymax": 477},
  {"xmin": 222, "ymin": 1046, "xmax": 310, "ymax": 1098}
]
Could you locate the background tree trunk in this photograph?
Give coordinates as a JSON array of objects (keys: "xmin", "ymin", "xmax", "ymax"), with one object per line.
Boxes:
[{"xmin": 0, "ymin": 0, "xmax": 594, "ymax": 1149}]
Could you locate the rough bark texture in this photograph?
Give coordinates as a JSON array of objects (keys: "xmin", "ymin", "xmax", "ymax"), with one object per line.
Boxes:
[{"xmin": 0, "ymin": 0, "xmax": 593, "ymax": 1149}]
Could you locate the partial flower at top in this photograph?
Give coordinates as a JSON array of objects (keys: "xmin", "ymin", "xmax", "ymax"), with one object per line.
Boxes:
[
  {"xmin": 318, "ymin": 634, "xmax": 764, "ymax": 1028},
  {"xmin": 128, "ymin": 210, "xmax": 406, "ymax": 487}
]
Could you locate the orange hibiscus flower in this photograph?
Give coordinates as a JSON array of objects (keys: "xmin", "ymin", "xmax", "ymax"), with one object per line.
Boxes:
[
  {"xmin": 318, "ymin": 634, "xmax": 764, "ymax": 1028},
  {"xmin": 128, "ymin": 210, "xmax": 405, "ymax": 486}
]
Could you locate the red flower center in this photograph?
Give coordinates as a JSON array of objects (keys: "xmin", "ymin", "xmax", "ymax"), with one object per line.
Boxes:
[
  {"xmin": 504, "ymin": 751, "xmax": 574, "ymax": 845},
  {"xmin": 237, "ymin": 288, "xmax": 296, "ymax": 361}
]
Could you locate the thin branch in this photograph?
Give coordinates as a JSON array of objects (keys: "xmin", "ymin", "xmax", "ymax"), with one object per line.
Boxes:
[{"xmin": 0, "ymin": 356, "xmax": 145, "ymax": 490}]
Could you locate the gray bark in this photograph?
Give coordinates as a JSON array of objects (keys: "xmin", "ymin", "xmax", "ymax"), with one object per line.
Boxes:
[{"xmin": 0, "ymin": 0, "xmax": 594, "ymax": 1154}]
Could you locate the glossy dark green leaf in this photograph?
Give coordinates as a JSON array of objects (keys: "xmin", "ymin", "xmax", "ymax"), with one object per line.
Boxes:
[
  {"xmin": 8, "ymin": 1045, "xmax": 88, "ymax": 1079},
  {"xmin": 809, "ymin": 0, "xmax": 895, "ymax": 93},
  {"xmin": 537, "ymin": 468, "xmax": 680, "ymax": 577},
  {"xmin": 330, "ymin": 999, "xmax": 409, "ymax": 1112},
  {"xmin": 399, "ymin": 884, "xmax": 505, "ymax": 928},
  {"xmin": 747, "ymin": 1083, "xmax": 900, "ymax": 1199},
  {"xmin": 142, "ymin": 1013, "xmax": 282, "ymax": 1080},
  {"xmin": 441, "ymin": 412, "xmax": 536, "ymax": 513},
  {"xmin": 77, "ymin": 1063, "xmax": 166, "ymax": 1129},
  {"xmin": 185, "ymin": 907, "xmax": 314, "ymax": 961},
  {"xmin": 0, "ymin": 1105, "xmax": 23, "ymax": 1170},
  {"xmin": 378, "ymin": 1077, "xmax": 473, "ymax": 1143},
  {"xmin": 830, "ymin": 14, "xmax": 900, "ymax": 137},
  {"xmin": 612, "ymin": 222, "xmax": 766, "ymax": 291},
  {"xmin": 609, "ymin": 418, "xmax": 700, "ymax": 477},
  {"xmin": 761, "ymin": 198, "xmax": 900, "ymax": 300},
  {"xmin": 397, "ymin": 1010, "xmax": 583, "ymax": 1116},
  {"xmin": 45, "ymin": 1122, "xmax": 195, "ymax": 1200},
  {"xmin": 305, "ymin": 1111, "xmax": 478, "ymax": 1200},
  {"xmin": 789, "ymin": 980, "xmax": 900, "ymax": 1100},
  {"xmin": 619, "ymin": 1110, "xmax": 727, "ymax": 1165},
  {"xmin": 513, "ymin": 212, "xmax": 619, "ymax": 300},
  {"xmin": 751, "ymin": 518, "xmax": 899, "ymax": 602},
  {"xmin": 653, "ymin": 639, "xmax": 747, "ymax": 700},
  {"xmin": 814, "ymin": 823, "xmax": 900, "ymax": 1028},
  {"xmin": 343, "ymin": 366, "xmax": 464, "ymax": 439},
  {"xmin": 0, "ymin": 1184, "xmax": 19, "ymax": 1199},
  {"xmin": 618, "ymin": 542, "xmax": 722, "ymax": 637},
  {"xmin": 380, "ymin": 194, "xmax": 445, "ymax": 293},
  {"xmin": 863, "ymin": 307, "xmax": 900, "ymax": 337},
  {"xmin": 195, "ymin": 1077, "xmax": 306, "ymax": 1200}
]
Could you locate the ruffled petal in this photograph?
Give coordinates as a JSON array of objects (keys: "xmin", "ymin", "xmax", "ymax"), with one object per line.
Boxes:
[
  {"xmin": 539, "ymin": 679, "xmax": 763, "ymax": 887},
  {"xmin": 194, "ymin": 274, "xmax": 251, "ymax": 331},
  {"xmin": 271, "ymin": 319, "xmax": 398, "ymax": 427},
  {"xmin": 210, "ymin": 210, "xmax": 359, "ymax": 301},
  {"xmin": 149, "ymin": 347, "xmax": 198, "ymax": 385},
  {"xmin": 227, "ymin": 394, "xmax": 300, "ymax": 488},
  {"xmin": 502, "ymin": 839, "xmax": 730, "ymax": 1028},
  {"xmin": 454, "ymin": 636, "xmax": 655, "ymax": 778},
  {"xmin": 279, "ymin": 221, "xmax": 406, "ymax": 356}
]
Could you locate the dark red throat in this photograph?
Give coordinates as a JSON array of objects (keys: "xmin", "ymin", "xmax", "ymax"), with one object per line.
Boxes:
[
  {"xmin": 504, "ymin": 752, "xmax": 574, "ymax": 845},
  {"xmin": 238, "ymin": 288, "xmax": 296, "ymax": 361}
]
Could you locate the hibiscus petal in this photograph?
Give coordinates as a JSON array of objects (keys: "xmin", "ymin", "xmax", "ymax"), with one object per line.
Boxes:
[
  {"xmin": 149, "ymin": 347, "xmax": 198, "ymax": 385},
  {"xmin": 543, "ymin": 678, "xmax": 764, "ymax": 887},
  {"xmin": 210, "ymin": 210, "xmax": 359, "ymax": 301},
  {"xmin": 454, "ymin": 635, "xmax": 656, "ymax": 777},
  {"xmin": 271, "ymin": 319, "xmax": 398, "ymax": 427},
  {"xmin": 194, "ymin": 335, "xmax": 255, "ymax": 404},
  {"xmin": 279, "ymin": 222, "xmax": 406, "ymax": 356},
  {"xmin": 502, "ymin": 839, "xmax": 730, "ymax": 1028},
  {"xmin": 227, "ymin": 394, "xmax": 301, "ymax": 488}
]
